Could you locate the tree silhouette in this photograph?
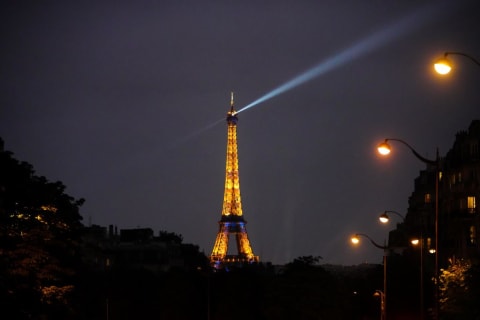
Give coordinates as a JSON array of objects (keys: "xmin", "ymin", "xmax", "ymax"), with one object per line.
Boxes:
[{"xmin": 0, "ymin": 145, "xmax": 84, "ymax": 319}]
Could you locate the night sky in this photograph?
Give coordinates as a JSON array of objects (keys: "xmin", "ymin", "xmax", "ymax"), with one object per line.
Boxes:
[{"xmin": 1, "ymin": 1, "xmax": 479, "ymax": 266}]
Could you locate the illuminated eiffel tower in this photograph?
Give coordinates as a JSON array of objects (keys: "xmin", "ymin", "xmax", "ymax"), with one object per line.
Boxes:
[{"xmin": 210, "ymin": 93, "xmax": 259, "ymax": 269}]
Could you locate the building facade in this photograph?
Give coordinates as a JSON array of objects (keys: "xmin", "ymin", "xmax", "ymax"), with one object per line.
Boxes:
[
  {"xmin": 400, "ymin": 120, "xmax": 480, "ymax": 266},
  {"xmin": 81, "ymin": 225, "xmax": 208, "ymax": 272}
]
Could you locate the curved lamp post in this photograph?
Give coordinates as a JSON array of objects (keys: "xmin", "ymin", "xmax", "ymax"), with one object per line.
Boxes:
[
  {"xmin": 377, "ymin": 139, "xmax": 436, "ymax": 165},
  {"xmin": 351, "ymin": 233, "xmax": 388, "ymax": 320},
  {"xmin": 434, "ymin": 52, "xmax": 480, "ymax": 75},
  {"xmin": 379, "ymin": 210, "xmax": 405, "ymax": 224},
  {"xmin": 411, "ymin": 237, "xmax": 425, "ymax": 320},
  {"xmin": 351, "ymin": 233, "xmax": 387, "ymax": 250},
  {"xmin": 377, "ymin": 138, "xmax": 439, "ymax": 320},
  {"xmin": 374, "ymin": 290, "xmax": 386, "ymax": 320}
]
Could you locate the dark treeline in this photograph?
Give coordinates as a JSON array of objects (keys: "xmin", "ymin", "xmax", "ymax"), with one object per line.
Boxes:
[{"xmin": 73, "ymin": 258, "xmax": 384, "ymax": 320}]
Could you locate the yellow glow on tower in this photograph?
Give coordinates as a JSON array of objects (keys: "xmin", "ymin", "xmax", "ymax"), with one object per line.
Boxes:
[{"xmin": 210, "ymin": 93, "xmax": 258, "ymax": 268}]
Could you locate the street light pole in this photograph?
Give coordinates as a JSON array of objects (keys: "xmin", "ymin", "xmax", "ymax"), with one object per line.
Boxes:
[
  {"xmin": 351, "ymin": 233, "xmax": 388, "ymax": 320},
  {"xmin": 374, "ymin": 290, "xmax": 386, "ymax": 320},
  {"xmin": 412, "ymin": 235, "xmax": 425, "ymax": 320},
  {"xmin": 377, "ymin": 138, "xmax": 439, "ymax": 320},
  {"xmin": 434, "ymin": 149, "xmax": 439, "ymax": 320},
  {"xmin": 383, "ymin": 253, "xmax": 387, "ymax": 320}
]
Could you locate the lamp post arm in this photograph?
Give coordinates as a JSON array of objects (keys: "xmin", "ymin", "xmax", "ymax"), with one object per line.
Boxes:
[
  {"xmin": 356, "ymin": 233, "xmax": 388, "ymax": 250},
  {"xmin": 384, "ymin": 210, "xmax": 405, "ymax": 222},
  {"xmin": 444, "ymin": 52, "xmax": 480, "ymax": 67},
  {"xmin": 385, "ymin": 138, "xmax": 437, "ymax": 166}
]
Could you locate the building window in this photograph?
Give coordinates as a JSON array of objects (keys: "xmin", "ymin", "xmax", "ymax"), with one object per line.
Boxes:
[
  {"xmin": 467, "ymin": 196, "xmax": 476, "ymax": 214},
  {"xmin": 425, "ymin": 193, "xmax": 431, "ymax": 204},
  {"xmin": 469, "ymin": 226, "xmax": 477, "ymax": 245}
]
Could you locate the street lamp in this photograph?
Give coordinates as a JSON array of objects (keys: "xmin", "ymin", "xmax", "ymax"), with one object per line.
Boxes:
[
  {"xmin": 374, "ymin": 290, "xmax": 385, "ymax": 320},
  {"xmin": 434, "ymin": 52, "xmax": 480, "ymax": 75},
  {"xmin": 411, "ymin": 237, "xmax": 425, "ymax": 320},
  {"xmin": 351, "ymin": 233, "xmax": 388, "ymax": 320},
  {"xmin": 379, "ymin": 210, "xmax": 405, "ymax": 224},
  {"xmin": 377, "ymin": 139, "xmax": 436, "ymax": 166},
  {"xmin": 377, "ymin": 138, "xmax": 439, "ymax": 319}
]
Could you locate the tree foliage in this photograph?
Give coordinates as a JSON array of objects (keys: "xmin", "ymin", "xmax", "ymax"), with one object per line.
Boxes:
[
  {"xmin": 0, "ymin": 147, "xmax": 84, "ymax": 318},
  {"xmin": 286, "ymin": 255, "xmax": 323, "ymax": 269},
  {"xmin": 439, "ymin": 259, "xmax": 480, "ymax": 319}
]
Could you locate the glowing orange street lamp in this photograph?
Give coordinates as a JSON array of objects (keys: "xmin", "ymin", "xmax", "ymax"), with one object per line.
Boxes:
[
  {"xmin": 350, "ymin": 233, "xmax": 387, "ymax": 250},
  {"xmin": 434, "ymin": 52, "xmax": 480, "ymax": 75},
  {"xmin": 379, "ymin": 210, "xmax": 405, "ymax": 224},
  {"xmin": 377, "ymin": 141, "xmax": 391, "ymax": 155},
  {"xmin": 351, "ymin": 234, "xmax": 360, "ymax": 244},
  {"xmin": 434, "ymin": 57, "xmax": 452, "ymax": 75},
  {"xmin": 377, "ymin": 139, "xmax": 437, "ymax": 166}
]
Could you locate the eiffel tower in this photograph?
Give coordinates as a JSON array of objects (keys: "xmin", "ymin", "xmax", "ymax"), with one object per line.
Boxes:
[{"xmin": 210, "ymin": 93, "xmax": 259, "ymax": 269}]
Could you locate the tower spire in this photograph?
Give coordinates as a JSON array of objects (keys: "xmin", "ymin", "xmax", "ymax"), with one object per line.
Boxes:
[{"xmin": 210, "ymin": 93, "xmax": 259, "ymax": 269}]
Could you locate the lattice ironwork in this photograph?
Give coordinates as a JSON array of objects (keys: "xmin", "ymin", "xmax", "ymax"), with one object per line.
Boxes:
[{"xmin": 210, "ymin": 94, "xmax": 259, "ymax": 269}]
